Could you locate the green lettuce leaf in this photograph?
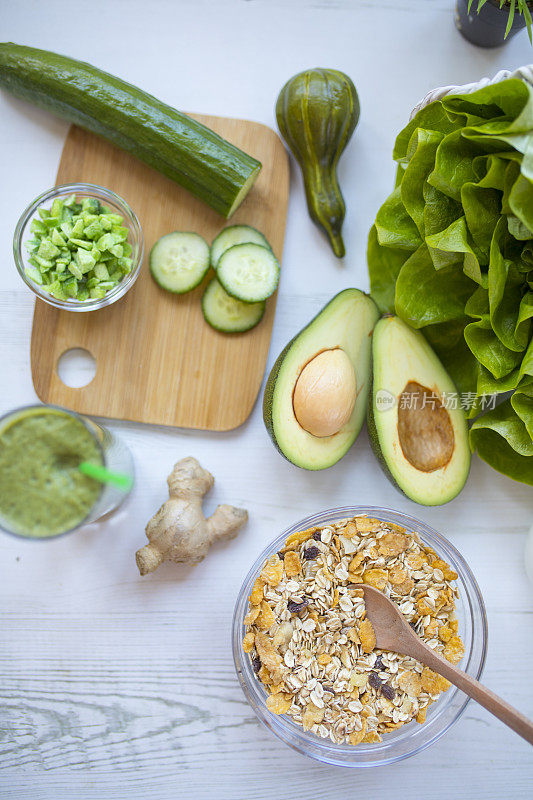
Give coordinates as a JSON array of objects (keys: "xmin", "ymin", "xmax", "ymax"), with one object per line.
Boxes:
[
  {"xmin": 401, "ymin": 129, "xmax": 443, "ymax": 235},
  {"xmin": 395, "ymin": 244, "xmax": 476, "ymax": 328},
  {"xmin": 512, "ymin": 379, "xmax": 533, "ymax": 439},
  {"xmin": 428, "ymin": 130, "xmax": 480, "ymax": 202},
  {"xmin": 425, "ymin": 216, "xmax": 484, "ymax": 284},
  {"xmin": 470, "ymin": 398, "xmax": 533, "ymax": 485},
  {"xmin": 423, "ymin": 183, "xmax": 464, "ymax": 270},
  {"xmin": 461, "ymin": 183, "xmax": 500, "ymax": 260},
  {"xmin": 442, "ymin": 79, "xmax": 532, "ymax": 124},
  {"xmin": 367, "ymin": 225, "xmax": 410, "ymax": 314},
  {"xmin": 474, "ymin": 154, "xmax": 509, "ymax": 190},
  {"xmin": 488, "ymin": 218, "xmax": 532, "ymax": 352},
  {"xmin": 393, "ymin": 103, "xmax": 462, "ymax": 162},
  {"xmin": 423, "ymin": 318, "xmax": 479, "ymax": 397},
  {"xmin": 375, "ymin": 186, "xmax": 422, "ymax": 250}
]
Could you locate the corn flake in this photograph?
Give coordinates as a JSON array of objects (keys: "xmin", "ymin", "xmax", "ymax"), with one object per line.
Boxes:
[
  {"xmin": 272, "ymin": 621, "xmax": 294, "ymax": 650},
  {"xmin": 420, "ymin": 667, "xmax": 451, "ymax": 694},
  {"xmin": 348, "ymin": 721, "xmax": 367, "ymax": 745},
  {"xmin": 348, "ymin": 671, "xmax": 369, "ymax": 691},
  {"xmin": 249, "ymin": 578, "xmax": 265, "ymax": 606},
  {"xmin": 255, "ymin": 631, "xmax": 284, "ymax": 681},
  {"xmin": 260, "ymin": 554, "xmax": 284, "ymax": 587},
  {"xmin": 243, "ymin": 605, "xmax": 260, "ymax": 626},
  {"xmin": 397, "ymin": 669, "xmax": 422, "ymax": 698},
  {"xmin": 359, "ymin": 618, "xmax": 376, "ymax": 653},
  {"xmin": 362, "ymin": 568, "xmax": 389, "ymax": 591},
  {"xmin": 283, "ymin": 528, "xmax": 315, "ymax": 550},
  {"xmin": 362, "ymin": 730, "xmax": 382, "ymax": 744},
  {"xmin": 443, "ymin": 635, "xmax": 465, "ymax": 665},
  {"xmin": 340, "ymin": 521, "xmax": 358, "ymax": 537},
  {"xmin": 416, "ymin": 596, "xmax": 435, "ymax": 616},
  {"xmin": 266, "ymin": 692, "xmax": 293, "ymax": 715},
  {"xmin": 389, "ymin": 565, "xmax": 407, "ymax": 585},
  {"xmin": 255, "ymin": 601, "xmax": 276, "ymax": 630},
  {"xmin": 347, "ymin": 627, "xmax": 360, "ymax": 644},
  {"xmin": 284, "ymin": 550, "xmax": 302, "ymax": 577},
  {"xmin": 432, "ymin": 557, "xmax": 458, "ymax": 581},
  {"xmin": 378, "ymin": 531, "xmax": 408, "ymax": 557},
  {"xmin": 349, "ymin": 552, "xmax": 365, "ymax": 573},
  {"xmin": 302, "ymin": 701, "xmax": 325, "ymax": 730},
  {"xmin": 392, "ymin": 577, "xmax": 414, "ymax": 596},
  {"xmin": 355, "ymin": 517, "xmax": 382, "ymax": 533},
  {"xmin": 406, "ymin": 553, "xmax": 424, "ymax": 570}
]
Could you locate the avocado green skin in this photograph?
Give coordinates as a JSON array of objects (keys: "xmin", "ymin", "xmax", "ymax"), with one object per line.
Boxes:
[
  {"xmin": 263, "ymin": 288, "xmax": 372, "ymax": 469},
  {"xmin": 263, "ymin": 337, "xmax": 295, "ymax": 461},
  {"xmin": 276, "ymin": 68, "xmax": 360, "ymax": 258},
  {"xmin": 0, "ymin": 43, "xmax": 261, "ymax": 218}
]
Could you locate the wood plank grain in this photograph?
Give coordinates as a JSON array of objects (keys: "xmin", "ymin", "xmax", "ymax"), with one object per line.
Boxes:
[{"xmin": 30, "ymin": 119, "xmax": 289, "ymax": 431}]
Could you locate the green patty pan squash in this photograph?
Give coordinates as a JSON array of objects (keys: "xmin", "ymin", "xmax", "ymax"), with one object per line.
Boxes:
[{"xmin": 276, "ymin": 68, "xmax": 359, "ymax": 258}]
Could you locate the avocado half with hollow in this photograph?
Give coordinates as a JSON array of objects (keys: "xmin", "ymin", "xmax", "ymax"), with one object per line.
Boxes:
[
  {"xmin": 263, "ymin": 288, "xmax": 379, "ymax": 469},
  {"xmin": 368, "ymin": 316, "xmax": 470, "ymax": 505}
]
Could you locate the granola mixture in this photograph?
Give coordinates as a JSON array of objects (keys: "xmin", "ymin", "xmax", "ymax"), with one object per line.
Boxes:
[{"xmin": 243, "ymin": 516, "xmax": 465, "ymax": 745}]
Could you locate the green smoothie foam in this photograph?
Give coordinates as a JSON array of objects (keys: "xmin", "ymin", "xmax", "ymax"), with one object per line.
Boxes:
[{"xmin": 0, "ymin": 407, "xmax": 103, "ymax": 538}]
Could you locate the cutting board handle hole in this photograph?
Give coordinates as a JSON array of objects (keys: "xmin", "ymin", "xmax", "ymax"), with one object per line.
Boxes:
[{"xmin": 57, "ymin": 348, "xmax": 96, "ymax": 388}]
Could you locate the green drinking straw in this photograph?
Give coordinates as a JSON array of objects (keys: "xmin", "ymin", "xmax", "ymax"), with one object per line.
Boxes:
[{"xmin": 78, "ymin": 461, "xmax": 133, "ymax": 491}]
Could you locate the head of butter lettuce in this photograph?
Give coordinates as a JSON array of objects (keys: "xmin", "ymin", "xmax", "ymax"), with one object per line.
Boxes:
[{"xmin": 368, "ymin": 78, "xmax": 533, "ymax": 486}]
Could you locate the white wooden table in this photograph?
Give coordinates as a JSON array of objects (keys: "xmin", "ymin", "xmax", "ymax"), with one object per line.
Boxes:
[{"xmin": 1, "ymin": 1, "xmax": 532, "ymax": 797}]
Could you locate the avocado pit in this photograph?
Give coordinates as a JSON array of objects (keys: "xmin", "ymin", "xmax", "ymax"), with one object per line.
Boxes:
[
  {"xmin": 397, "ymin": 381, "xmax": 454, "ymax": 472},
  {"xmin": 293, "ymin": 348, "xmax": 357, "ymax": 438}
]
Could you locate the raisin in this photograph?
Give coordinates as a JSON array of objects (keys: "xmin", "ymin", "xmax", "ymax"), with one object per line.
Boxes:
[
  {"xmin": 322, "ymin": 685, "xmax": 334, "ymax": 693},
  {"xmin": 374, "ymin": 655, "xmax": 384, "ymax": 670},
  {"xmin": 380, "ymin": 684, "xmax": 395, "ymax": 701},
  {"xmin": 369, "ymin": 671, "xmax": 382, "ymax": 691},
  {"xmin": 251, "ymin": 655, "xmax": 261, "ymax": 674},
  {"xmin": 303, "ymin": 545, "xmax": 319, "ymax": 560},
  {"xmin": 287, "ymin": 598, "xmax": 308, "ymax": 613},
  {"xmin": 277, "ymin": 551, "xmax": 285, "ymax": 560},
  {"xmin": 313, "ymin": 531, "xmax": 322, "ymax": 541}
]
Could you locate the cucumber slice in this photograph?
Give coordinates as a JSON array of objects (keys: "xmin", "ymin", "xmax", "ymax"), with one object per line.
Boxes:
[
  {"xmin": 217, "ymin": 243, "xmax": 279, "ymax": 303},
  {"xmin": 201, "ymin": 278, "xmax": 265, "ymax": 333},
  {"xmin": 150, "ymin": 232, "xmax": 210, "ymax": 294},
  {"xmin": 211, "ymin": 224, "xmax": 271, "ymax": 269}
]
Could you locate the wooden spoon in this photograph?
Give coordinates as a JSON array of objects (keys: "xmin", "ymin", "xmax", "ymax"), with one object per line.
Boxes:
[{"xmin": 355, "ymin": 584, "xmax": 533, "ymax": 745}]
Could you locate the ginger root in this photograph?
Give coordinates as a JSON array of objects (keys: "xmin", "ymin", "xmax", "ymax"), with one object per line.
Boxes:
[{"xmin": 136, "ymin": 457, "xmax": 248, "ymax": 575}]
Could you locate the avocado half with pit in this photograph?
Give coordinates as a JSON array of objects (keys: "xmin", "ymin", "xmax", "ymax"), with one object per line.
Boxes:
[
  {"xmin": 263, "ymin": 288, "xmax": 379, "ymax": 470},
  {"xmin": 368, "ymin": 316, "xmax": 470, "ymax": 505}
]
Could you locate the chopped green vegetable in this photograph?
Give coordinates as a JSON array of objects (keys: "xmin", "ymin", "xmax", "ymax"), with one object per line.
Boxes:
[
  {"xmin": 368, "ymin": 77, "xmax": 533, "ymax": 486},
  {"xmin": 24, "ymin": 195, "xmax": 133, "ymax": 302}
]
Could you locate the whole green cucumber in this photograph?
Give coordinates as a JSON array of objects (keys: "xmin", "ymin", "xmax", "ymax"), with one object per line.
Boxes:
[{"xmin": 0, "ymin": 43, "xmax": 261, "ymax": 218}]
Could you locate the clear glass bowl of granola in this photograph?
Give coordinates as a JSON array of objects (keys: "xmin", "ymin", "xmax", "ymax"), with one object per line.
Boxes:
[{"xmin": 232, "ymin": 506, "xmax": 487, "ymax": 767}]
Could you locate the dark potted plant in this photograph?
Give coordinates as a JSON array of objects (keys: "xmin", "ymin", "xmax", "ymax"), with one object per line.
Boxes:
[{"xmin": 456, "ymin": 0, "xmax": 533, "ymax": 47}]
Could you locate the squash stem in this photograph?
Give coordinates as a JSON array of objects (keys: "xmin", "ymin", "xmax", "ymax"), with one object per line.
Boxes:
[{"xmin": 329, "ymin": 232, "xmax": 346, "ymax": 258}]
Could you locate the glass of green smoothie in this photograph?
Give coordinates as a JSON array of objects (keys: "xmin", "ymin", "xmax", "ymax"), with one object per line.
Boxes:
[{"xmin": 0, "ymin": 405, "xmax": 134, "ymax": 539}]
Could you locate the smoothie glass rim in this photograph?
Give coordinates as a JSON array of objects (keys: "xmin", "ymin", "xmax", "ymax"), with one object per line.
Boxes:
[{"xmin": 0, "ymin": 403, "xmax": 109, "ymax": 540}]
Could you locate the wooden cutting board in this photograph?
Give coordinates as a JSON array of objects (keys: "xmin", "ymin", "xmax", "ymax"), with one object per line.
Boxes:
[{"xmin": 31, "ymin": 118, "xmax": 289, "ymax": 431}]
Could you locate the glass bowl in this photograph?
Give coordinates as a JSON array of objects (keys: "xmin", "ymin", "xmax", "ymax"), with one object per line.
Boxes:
[
  {"xmin": 232, "ymin": 506, "xmax": 487, "ymax": 767},
  {"xmin": 13, "ymin": 182, "xmax": 144, "ymax": 312}
]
